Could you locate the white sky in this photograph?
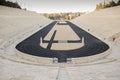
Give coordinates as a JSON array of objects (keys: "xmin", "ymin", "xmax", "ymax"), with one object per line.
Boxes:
[{"xmin": 8, "ymin": 0, "xmax": 118, "ymax": 13}]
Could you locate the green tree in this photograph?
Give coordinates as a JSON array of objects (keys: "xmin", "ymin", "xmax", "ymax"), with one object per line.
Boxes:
[
  {"xmin": 117, "ymin": 0, "xmax": 120, "ymax": 5},
  {"xmin": 0, "ymin": 0, "xmax": 6, "ymax": 5},
  {"xmin": 0, "ymin": 0, "xmax": 21, "ymax": 9},
  {"xmin": 109, "ymin": 0, "xmax": 116, "ymax": 7}
]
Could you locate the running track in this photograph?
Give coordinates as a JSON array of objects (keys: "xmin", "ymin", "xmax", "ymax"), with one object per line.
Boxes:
[{"xmin": 16, "ymin": 21, "xmax": 109, "ymax": 62}]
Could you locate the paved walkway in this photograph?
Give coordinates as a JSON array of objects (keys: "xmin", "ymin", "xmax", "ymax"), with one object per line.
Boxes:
[{"xmin": 57, "ymin": 67, "xmax": 69, "ymax": 80}]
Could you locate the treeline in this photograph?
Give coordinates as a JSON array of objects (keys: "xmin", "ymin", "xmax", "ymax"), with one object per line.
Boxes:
[
  {"xmin": 0, "ymin": 0, "xmax": 21, "ymax": 9},
  {"xmin": 43, "ymin": 12, "xmax": 85, "ymax": 20},
  {"xmin": 96, "ymin": 0, "xmax": 120, "ymax": 10}
]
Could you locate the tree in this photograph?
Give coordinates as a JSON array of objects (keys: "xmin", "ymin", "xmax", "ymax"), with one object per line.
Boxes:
[
  {"xmin": 0, "ymin": 0, "xmax": 21, "ymax": 9},
  {"xmin": 96, "ymin": 0, "xmax": 118, "ymax": 10},
  {"xmin": 109, "ymin": 0, "xmax": 116, "ymax": 7},
  {"xmin": 96, "ymin": 3, "xmax": 104, "ymax": 10},
  {"xmin": 117, "ymin": 0, "xmax": 120, "ymax": 5},
  {"xmin": 0, "ymin": 0, "xmax": 6, "ymax": 5}
]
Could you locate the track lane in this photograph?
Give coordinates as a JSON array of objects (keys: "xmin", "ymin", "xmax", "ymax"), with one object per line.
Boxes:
[{"xmin": 16, "ymin": 21, "xmax": 109, "ymax": 62}]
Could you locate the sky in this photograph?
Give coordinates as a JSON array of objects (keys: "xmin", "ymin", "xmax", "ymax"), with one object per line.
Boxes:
[{"xmin": 8, "ymin": 0, "xmax": 118, "ymax": 13}]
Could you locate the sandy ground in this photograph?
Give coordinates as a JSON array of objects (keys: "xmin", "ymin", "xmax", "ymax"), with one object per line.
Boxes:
[
  {"xmin": 41, "ymin": 23, "xmax": 83, "ymax": 50},
  {"xmin": 44, "ymin": 24, "xmax": 80, "ymax": 40},
  {"xmin": 0, "ymin": 5, "xmax": 120, "ymax": 80},
  {"xmin": 51, "ymin": 43, "xmax": 83, "ymax": 50}
]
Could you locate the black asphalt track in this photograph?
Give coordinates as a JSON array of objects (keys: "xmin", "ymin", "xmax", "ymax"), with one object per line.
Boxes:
[{"xmin": 16, "ymin": 21, "xmax": 109, "ymax": 62}]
